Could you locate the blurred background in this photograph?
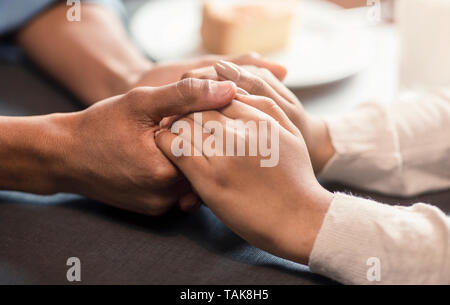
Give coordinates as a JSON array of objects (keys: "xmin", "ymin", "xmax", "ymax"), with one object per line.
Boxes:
[{"xmin": 126, "ymin": 0, "xmax": 450, "ymax": 117}]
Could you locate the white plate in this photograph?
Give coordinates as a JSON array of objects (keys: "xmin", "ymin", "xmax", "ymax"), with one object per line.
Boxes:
[{"xmin": 130, "ymin": 0, "xmax": 376, "ymax": 88}]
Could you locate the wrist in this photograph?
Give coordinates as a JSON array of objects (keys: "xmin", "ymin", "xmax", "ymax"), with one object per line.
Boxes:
[
  {"xmin": 304, "ymin": 115, "xmax": 335, "ymax": 174},
  {"xmin": 302, "ymin": 186, "xmax": 334, "ymax": 265},
  {"xmin": 43, "ymin": 112, "xmax": 83, "ymax": 193},
  {"xmin": 275, "ymin": 184, "xmax": 333, "ymax": 265}
]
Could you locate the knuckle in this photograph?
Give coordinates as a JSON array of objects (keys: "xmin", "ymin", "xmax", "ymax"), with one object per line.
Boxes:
[
  {"xmin": 200, "ymin": 78, "xmax": 212, "ymax": 96},
  {"xmin": 152, "ymin": 164, "xmax": 178, "ymax": 185},
  {"xmin": 177, "ymin": 78, "xmax": 193, "ymax": 98},
  {"xmin": 246, "ymin": 77, "xmax": 266, "ymax": 94},
  {"xmin": 177, "ymin": 77, "xmax": 200, "ymax": 100},
  {"xmin": 267, "ymin": 103, "xmax": 283, "ymax": 120},
  {"xmin": 125, "ymin": 87, "xmax": 147, "ymax": 102},
  {"xmin": 261, "ymin": 96, "xmax": 278, "ymax": 110}
]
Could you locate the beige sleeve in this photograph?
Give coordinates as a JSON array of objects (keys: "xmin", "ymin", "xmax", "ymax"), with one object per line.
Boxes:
[
  {"xmin": 309, "ymin": 193, "xmax": 450, "ymax": 284},
  {"xmin": 318, "ymin": 90, "xmax": 450, "ymax": 196}
]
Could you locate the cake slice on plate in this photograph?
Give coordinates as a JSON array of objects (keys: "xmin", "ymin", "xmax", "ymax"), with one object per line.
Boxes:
[{"xmin": 201, "ymin": 0, "xmax": 296, "ymax": 55}]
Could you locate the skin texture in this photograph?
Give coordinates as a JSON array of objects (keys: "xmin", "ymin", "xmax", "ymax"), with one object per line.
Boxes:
[
  {"xmin": 155, "ymin": 94, "xmax": 333, "ymax": 264},
  {"xmin": 182, "ymin": 61, "xmax": 336, "ymax": 173},
  {"xmin": 17, "ymin": 3, "xmax": 286, "ymax": 105},
  {"xmin": 0, "ymin": 79, "xmax": 237, "ymax": 216}
]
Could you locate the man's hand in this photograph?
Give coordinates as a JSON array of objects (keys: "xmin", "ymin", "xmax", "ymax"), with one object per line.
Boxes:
[
  {"xmin": 155, "ymin": 94, "xmax": 333, "ymax": 264},
  {"xmin": 182, "ymin": 61, "xmax": 335, "ymax": 173},
  {"xmin": 0, "ymin": 79, "xmax": 236, "ymax": 216}
]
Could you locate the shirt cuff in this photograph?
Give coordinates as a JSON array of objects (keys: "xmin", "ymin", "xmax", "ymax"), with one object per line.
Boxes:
[
  {"xmin": 318, "ymin": 92, "xmax": 450, "ymax": 196},
  {"xmin": 318, "ymin": 102, "xmax": 403, "ymax": 193},
  {"xmin": 309, "ymin": 193, "xmax": 450, "ymax": 284}
]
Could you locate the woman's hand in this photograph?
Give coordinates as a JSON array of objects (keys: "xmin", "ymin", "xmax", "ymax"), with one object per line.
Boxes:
[
  {"xmin": 182, "ymin": 61, "xmax": 335, "ymax": 174},
  {"xmin": 155, "ymin": 94, "xmax": 333, "ymax": 264}
]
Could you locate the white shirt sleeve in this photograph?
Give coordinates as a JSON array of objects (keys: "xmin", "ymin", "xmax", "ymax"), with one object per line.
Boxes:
[
  {"xmin": 318, "ymin": 90, "xmax": 450, "ymax": 196},
  {"xmin": 309, "ymin": 193, "xmax": 450, "ymax": 284}
]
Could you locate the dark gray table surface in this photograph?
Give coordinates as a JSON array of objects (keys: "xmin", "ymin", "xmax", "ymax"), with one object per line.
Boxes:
[{"xmin": 1, "ymin": 61, "xmax": 449, "ymax": 285}]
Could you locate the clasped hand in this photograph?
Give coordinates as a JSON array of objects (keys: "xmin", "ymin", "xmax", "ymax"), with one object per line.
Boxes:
[
  {"xmin": 154, "ymin": 61, "xmax": 334, "ymax": 264},
  {"xmin": 60, "ymin": 57, "xmax": 334, "ymax": 264}
]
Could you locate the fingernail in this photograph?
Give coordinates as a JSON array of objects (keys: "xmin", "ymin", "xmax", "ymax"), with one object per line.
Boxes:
[
  {"xmin": 236, "ymin": 88, "xmax": 249, "ymax": 95},
  {"xmin": 215, "ymin": 60, "xmax": 240, "ymax": 82},
  {"xmin": 159, "ymin": 117, "xmax": 171, "ymax": 129},
  {"xmin": 210, "ymin": 80, "xmax": 236, "ymax": 98}
]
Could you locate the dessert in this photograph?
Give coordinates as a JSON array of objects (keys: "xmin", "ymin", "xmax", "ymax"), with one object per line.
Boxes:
[{"xmin": 201, "ymin": 0, "xmax": 295, "ymax": 55}]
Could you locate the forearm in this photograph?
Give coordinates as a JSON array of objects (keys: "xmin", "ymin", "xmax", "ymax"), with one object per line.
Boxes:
[
  {"xmin": 16, "ymin": 3, "xmax": 152, "ymax": 105},
  {"xmin": 0, "ymin": 114, "xmax": 77, "ymax": 194}
]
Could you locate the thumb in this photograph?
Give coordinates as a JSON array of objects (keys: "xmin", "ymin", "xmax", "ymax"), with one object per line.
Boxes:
[{"xmin": 138, "ymin": 79, "xmax": 236, "ymax": 122}]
